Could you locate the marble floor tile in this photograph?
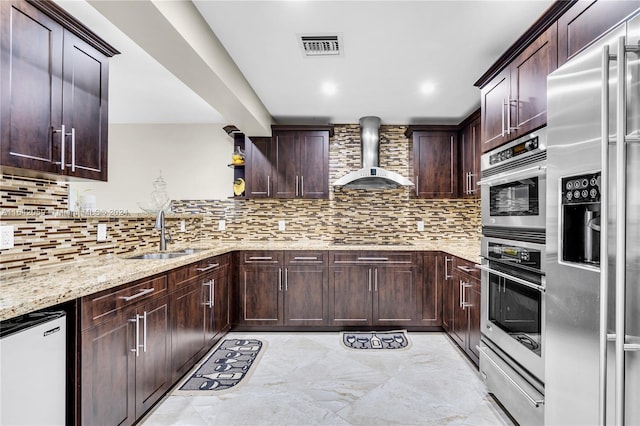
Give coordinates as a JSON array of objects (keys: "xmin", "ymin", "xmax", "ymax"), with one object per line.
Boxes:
[{"xmin": 140, "ymin": 332, "xmax": 514, "ymax": 426}]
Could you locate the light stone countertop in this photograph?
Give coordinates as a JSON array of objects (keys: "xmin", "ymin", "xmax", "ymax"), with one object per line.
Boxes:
[{"xmin": 0, "ymin": 239, "xmax": 480, "ymax": 321}]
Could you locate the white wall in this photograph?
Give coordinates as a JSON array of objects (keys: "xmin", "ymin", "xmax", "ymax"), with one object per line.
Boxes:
[{"xmin": 70, "ymin": 123, "xmax": 234, "ymax": 212}]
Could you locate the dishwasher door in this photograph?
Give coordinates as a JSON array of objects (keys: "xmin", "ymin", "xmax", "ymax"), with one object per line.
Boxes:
[{"xmin": 0, "ymin": 311, "xmax": 66, "ymax": 425}]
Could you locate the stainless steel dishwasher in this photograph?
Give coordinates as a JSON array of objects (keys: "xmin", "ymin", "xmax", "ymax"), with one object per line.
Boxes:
[{"xmin": 0, "ymin": 311, "xmax": 66, "ymax": 425}]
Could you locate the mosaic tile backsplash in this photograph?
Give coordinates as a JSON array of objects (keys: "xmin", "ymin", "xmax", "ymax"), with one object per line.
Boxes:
[{"xmin": 0, "ymin": 125, "xmax": 480, "ymax": 272}]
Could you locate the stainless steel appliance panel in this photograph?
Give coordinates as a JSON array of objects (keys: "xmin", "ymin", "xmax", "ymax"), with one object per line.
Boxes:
[
  {"xmin": 546, "ymin": 12, "xmax": 640, "ymax": 425},
  {"xmin": 479, "ymin": 339, "xmax": 544, "ymax": 426}
]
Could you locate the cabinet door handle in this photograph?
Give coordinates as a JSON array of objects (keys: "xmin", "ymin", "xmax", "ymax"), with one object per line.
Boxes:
[
  {"xmin": 374, "ymin": 268, "xmax": 378, "ymax": 292},
  {"xmin": 129, "ymin": 315, "xmax": 140, "ymax": 357},
  {"xmin": 501, "ymin": 99, "xmax": 506, "ymax": 137},
  {"xmin": 296, "ymin": 176, "xmax": 299, "ymax": 197},
  {"xmin": 368, "ymin": 269, "xmax": 372, "ymax": 292},
  {"xmin": 459, "ymin": 280, "xmax": 464, "ymax": 308},
  {"xmin": 278, "ymin": 268, "xmax": 283, "ymax": 291},
  {"xmin": 130, "ymin": 313, "xmax": 146, "ymax": 356},
  {"xmin": 284, "ymin": 268, "xmax": 288, "ymax": 291},
  {"xmin": 508, "ymin": 99, "xmax": 520, "ymax": 133},
  {"xmin": 70, "ymin": 127, "xmax": 76, "ymax": 172},
  {"xmin": 54, "ymin": 124, "xmax": 66, "ymax": 170},
  {"xmin": 444, "ymin": 257, "xmax": 453, "ymax": 279},
  {"xmin": 267, "ymin": 175, "xmax": 270, "ymax": 197},
  {"xmin": 461, "ymin": 282, "xmax": 472, "ymax": 308},
  {"xmin": 120, "ymin": 288, "xmax": 154, "ymax": 302},
  {"xmin": 196, "ymin": 263, "xmax": 220, "ymax": 272},
  {"xmin": 142, "ymin": 311, "xmax": 148, "ymax": 353},
  {"xmin": 203, "ymin": 280, "xmax": 214, "ymax": 308},
  {"xmin": 415, "ymin": 175, "xmax": 419, "ymax": 196},
  {"xmin": 301, "ymin": 176, "xmax": 304, "ymax": 197}
]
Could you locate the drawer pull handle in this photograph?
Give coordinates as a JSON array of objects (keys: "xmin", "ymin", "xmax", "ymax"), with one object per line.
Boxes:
[
  {"xmin": 457, "ymin": 265, "xmax": 475, "ymax": 273},
  {"xmin": 293, "ymin": 256, "xmax": 318, "ymax": 260},
  {"xmin": 120, "ymin": 288, "xmax": 154, "ymax": 302},
  {"xmin": 249, "ymin": 256, "xmax": 273, "ymax": 260},
  {"xmin": 357, "ymin": 257, "xmax": 389, "ymax": 261},
  {"xmin": 196, "ymin": 263, "xmax": 220, "ymax": 272}
]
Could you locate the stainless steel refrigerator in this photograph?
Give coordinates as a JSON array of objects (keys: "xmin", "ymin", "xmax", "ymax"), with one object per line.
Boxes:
[{"xmin": 545, "ymin": 10, "xmax": 640, "ymax": 426}]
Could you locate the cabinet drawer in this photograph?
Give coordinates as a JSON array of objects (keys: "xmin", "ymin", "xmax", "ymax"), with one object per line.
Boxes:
[
  {"xmin": 241, "ymin": 251, "xmax": 283, "ymax": 265},
  {"xmin": 284, "ymin": 251, "xmax": 327, "ymax": 265},
  {"xmin": 329, "ymin": 251, "xmax": 414, "ymax": 266},
  {"xmin": 455, "ymin": 258, "xmax": 480, "ymax": 280},
  {"xmin": 168, "ymin": 255, "xmax": 228, "ymax": 290},
  {"xmin": 81, "ymin": 275, "xmax": 167, "ymax": 329}
]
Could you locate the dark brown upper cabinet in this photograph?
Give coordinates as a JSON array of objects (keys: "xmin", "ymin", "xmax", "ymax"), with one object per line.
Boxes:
[
  {"xmin": 271, "ymin": 126, "xmax": 332, "ymax": 199},
  {"xmin": 406, "ymin": 126, "xmax": 458, "ymax": 198},
  {"xmin": 245, "ymin": 136, "xmax": 273, "ymax": 198},
  {"xmin": 458, "ymin": 110, "xmax": 481, "ymax": 199},
  {"xmin": 558, "ymin": 0, "xmax": 640, "ymax": 66},
  {"xmin": 0, "ymin": 0, "xmax": 118, "ymax": 181},
  {"xmin": 480, "ymin": 24, "xmax": 557, "ymax": 153}
]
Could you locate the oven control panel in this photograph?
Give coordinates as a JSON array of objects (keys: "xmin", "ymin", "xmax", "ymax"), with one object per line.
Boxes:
[
  {"xmin": 489, "ymin": 136, "xmax": 539, "ymax": 165},
  {"xmin": 561, "ymin": 172, "xmax": 601, "ymax": 205},
  {"xmin": 487, "ymin": 242, "xmax": 541, "ymax": 270}
]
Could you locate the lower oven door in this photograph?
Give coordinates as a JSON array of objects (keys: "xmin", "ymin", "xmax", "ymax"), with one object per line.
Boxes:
[
  {"xmin": 479, "ymin": 339, "xmax": 544, "ymax": 426},
  {"xmin": 479, "ymin": 259, "xmax": 545, "ymax": 382}
]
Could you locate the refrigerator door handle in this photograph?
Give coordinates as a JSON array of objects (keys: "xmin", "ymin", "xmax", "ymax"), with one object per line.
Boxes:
[
  {"xmin": 614, "ymin": 35, "xmax": 628, "ymax": 426},
  {"xmin": 598, "ymin": 42, "xmax": 612, "ymax": 426}
]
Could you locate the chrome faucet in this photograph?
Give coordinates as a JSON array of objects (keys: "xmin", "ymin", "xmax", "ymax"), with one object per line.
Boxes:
[{"xmin": 155, "ymin": 210, "xmax": 172, "ymax": 251}]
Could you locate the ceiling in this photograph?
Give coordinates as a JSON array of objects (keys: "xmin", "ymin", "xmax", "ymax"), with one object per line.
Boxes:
[{"xmin": 55, "ymin": 0, "xmax": 555, "ymax": 128}]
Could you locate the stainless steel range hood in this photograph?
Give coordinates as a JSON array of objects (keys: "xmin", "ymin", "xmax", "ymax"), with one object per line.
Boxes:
[{"xmin": 333, "ymin": 116, "xmax": 414, "ymax": 189}]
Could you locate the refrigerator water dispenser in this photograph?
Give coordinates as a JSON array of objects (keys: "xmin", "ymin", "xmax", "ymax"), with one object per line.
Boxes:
[{"xmin": 560, "ymin": 172, "xmax": 601, "ymax": 267}]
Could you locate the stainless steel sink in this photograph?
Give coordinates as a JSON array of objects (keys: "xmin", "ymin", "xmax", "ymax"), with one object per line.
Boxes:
[{"xmin": 125, "ymin": 249, "xmax": 204, "ymax": 260}]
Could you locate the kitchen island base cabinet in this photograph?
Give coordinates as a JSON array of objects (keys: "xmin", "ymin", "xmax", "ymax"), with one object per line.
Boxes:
[{"xmin": 80, "ymin": 278, "xmax": 170, "ymax": 426}]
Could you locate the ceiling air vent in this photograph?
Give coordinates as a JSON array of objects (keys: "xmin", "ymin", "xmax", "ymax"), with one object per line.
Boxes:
[{"xmin": 299, "ymin": 34, "xmax": 342, "ymax": 57}]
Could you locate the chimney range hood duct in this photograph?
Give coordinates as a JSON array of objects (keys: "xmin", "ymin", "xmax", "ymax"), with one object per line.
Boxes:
[{"xmin": 333, "ymin": 116, "xmax": 415, "ymax": 190}]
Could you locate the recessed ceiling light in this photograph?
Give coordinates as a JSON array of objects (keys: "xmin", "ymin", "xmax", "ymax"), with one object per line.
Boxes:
[
  {"xmin": 420, "ymin": 82, "xmax": 436, "ymax": 95},
  {"xmin": 322, "ymin": 81, "xmax": 337, "ymax": 96}
]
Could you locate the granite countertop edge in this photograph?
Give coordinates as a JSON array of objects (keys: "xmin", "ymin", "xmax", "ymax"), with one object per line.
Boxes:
[{"xmin": 0, "ymin": 239, "xmax": 480, "ymax": 321}]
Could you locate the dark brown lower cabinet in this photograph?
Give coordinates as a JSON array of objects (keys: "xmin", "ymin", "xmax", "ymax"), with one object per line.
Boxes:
[
  {"xmin": 448, "ymin": 257, "xmax": 481, "ymax": 365},
  {"xmin": 328, "ymin": 252, "xmax": 416, "ymax": 326},
  {"xmin": 170, "ymin": 256, "xmax": 230, "ymax": 380},
  {"xmin": 284, "ymin": 265, "xmax": 328, "ymax": 326},
  {"xmin": 329, "ymin": 266, "xmax": 372, "ymax": 325},
  {"xmin": 441, "ymin": 255, "xmax": 455, "ymax": 331},
  {"xmin": 80, "ymin": 289, "xmax": 170, "ymax": 426},
  {"xmin": 418, "ymin": 252, "xmax": 445, "ymax": 326},
  {"xmin": 238, "ymin": 251, "xmax": 329, "ymax": 326},
  {"xmin": 238, "ymin": 264, "xmax": 283, "ymax": 325},
  {"xmin": 170, "ymin": 277, "xmax": 208, "ymax": 380},
  {"xmin": 212, "ymin": 262, "xmax": 231, "ymax": 339},
  {"xmin": 237, "ymin": 251, "xmax": 328, "ymax": 327}
]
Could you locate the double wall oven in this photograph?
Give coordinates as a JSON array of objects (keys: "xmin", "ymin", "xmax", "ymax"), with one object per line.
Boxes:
[{"xmin": 477, "ymin": 129, "xmax": 547, "ymax": 425}]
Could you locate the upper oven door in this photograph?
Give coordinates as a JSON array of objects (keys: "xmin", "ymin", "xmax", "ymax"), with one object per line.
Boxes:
[
  {"xmin": 480, "ymin": 161, "xmax": 547, "ymax": 229},
  {"xmin": 479, "ymin": 129, "xmax": 547, "ymax": 230}
]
